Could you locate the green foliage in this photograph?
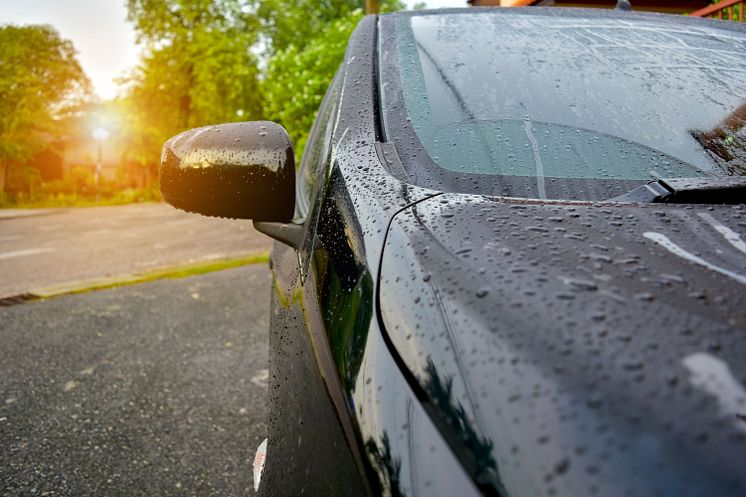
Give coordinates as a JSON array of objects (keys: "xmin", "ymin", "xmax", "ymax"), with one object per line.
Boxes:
[
  {"xmin": 257, "ymin": 0, "xmax": 363, "ymax": 54},
  {"xmin": 258, "ymin": 0, "xmax": 404, "ymax": 54},
  {"xmin": 2, "ymin": 1, "xmax": 416, "ymax": 206},
  {"xmin": 0, "ymin": 24, "xmax": 90, "ymax": 189},
  {"xmin": 0, "ymin": 163, "xmax": 161, "ymax": 208},
  {"xmin": 118, "ymin": 0, "xmax": 408, "ymax": 169},
  {"xmin": 261, "ymin": 1, "xmax": 403, "ymax": 158},
  {"xmin": 120, "ymin": 0, "xmax": 263, "ymax": 166},
  {"xmin": 126, "ymin": 0, "xmax": 259, "ymax": 44},
  {"xmin": 262, "ymin": 10, "xmax": 363, "ymax": 157},
  {"xmin": 6, "ymin": 166, "xmax": 42, "ymax": 196},
  {"xmin": 0, "ymin": 188, "xmax": 161, "ymax": 209}
]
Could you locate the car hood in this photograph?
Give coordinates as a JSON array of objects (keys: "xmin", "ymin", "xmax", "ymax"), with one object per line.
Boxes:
[{"xmin": 379, "ymin": 194, "xmax": 746, "ymax": 497}]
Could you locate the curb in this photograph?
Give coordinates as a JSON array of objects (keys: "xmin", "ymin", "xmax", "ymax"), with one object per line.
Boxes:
[
  {"xmin": 0, "ymin": 252, "xmax": 270, "ymax": 306},
  {"xmin": 0, "ymin": 209, "xmax": 66, "ymax": 221}
]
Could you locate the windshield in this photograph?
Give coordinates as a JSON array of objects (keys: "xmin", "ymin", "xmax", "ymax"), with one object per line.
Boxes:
[{"xmin": 379, "ymin": 10, "xmax": 746, "ymax": 201}]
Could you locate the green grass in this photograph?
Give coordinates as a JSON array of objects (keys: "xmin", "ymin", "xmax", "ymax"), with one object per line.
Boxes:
[
  {"xmin": 140, "ymin": 253, "xmax": 270, "ymax": 282},
  {"xmin": 0, "ymin": 189, "xmax": 161, "ymax": 209},
  {"xmin": 29, "ymin": 252, "xmax": 270, "ymax": 300}
]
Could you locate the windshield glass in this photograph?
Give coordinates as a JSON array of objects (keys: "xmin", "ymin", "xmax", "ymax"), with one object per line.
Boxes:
[{"xmin": 379, "ymin": 10, "xmax": 746, "ymax": 200}]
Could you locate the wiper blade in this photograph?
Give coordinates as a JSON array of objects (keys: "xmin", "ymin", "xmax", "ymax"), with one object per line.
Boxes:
[{"xmin": 610, "ymin": 177, "xmax": 746, "ymax": 204}]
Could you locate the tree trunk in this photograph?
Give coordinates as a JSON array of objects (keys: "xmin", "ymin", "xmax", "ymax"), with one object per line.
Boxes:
[
  {"xmin": 0, "ymin": 160, "xmax": 6, "ymax": 194},
  {"xmin": 180, "ymin": 62, "xmax": 195, "ymax": 130},
  {"xmin": 365, "ymin": 0, "xmax": 380, "ymax": 14}
]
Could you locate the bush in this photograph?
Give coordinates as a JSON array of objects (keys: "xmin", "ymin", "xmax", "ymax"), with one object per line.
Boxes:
[
  {"xmin": 0, "ymin": 164, "xmax": 160, "ymax": 208},
  {"xmin": 262, "ymin": 10, "xmax": 364, "ymax": 159}
]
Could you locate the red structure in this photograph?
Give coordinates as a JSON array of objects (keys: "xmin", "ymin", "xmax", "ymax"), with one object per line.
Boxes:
[
  {"xmin": 469, "ymin": 1, "xmax": 714, "ymax": 15},
  {"xmin": 690, "ymin": 0, "xmax": 745, "ymax": 21}
]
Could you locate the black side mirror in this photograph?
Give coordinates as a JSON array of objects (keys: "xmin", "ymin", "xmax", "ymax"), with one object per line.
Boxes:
[{"xmin": 159, "ymin": 121, "xmax": 295, "ymax": 222}]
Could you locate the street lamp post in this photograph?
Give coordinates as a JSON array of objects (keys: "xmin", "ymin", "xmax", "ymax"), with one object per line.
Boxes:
[{"xmin": 92, "ymin": 128, "xmax": 109, "ymax": 203}]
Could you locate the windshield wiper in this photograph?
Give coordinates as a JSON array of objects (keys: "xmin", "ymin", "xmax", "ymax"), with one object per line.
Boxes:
[{"xmin": 610, "ymin": 177, "xmax": 746, "ymax": 204}]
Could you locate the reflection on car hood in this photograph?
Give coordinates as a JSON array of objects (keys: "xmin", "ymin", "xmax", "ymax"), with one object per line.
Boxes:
[{"xmin": 379, "ymin": 195, "xmax": 746, "ymax": 497}]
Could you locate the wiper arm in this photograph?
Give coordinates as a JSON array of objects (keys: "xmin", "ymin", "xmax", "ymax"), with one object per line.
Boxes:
[{"xmin": 610, "ymin": 177, "xmax": 746, "ymax": 204}]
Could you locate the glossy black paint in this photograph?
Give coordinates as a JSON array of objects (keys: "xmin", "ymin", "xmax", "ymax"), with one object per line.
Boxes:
[
  {"xmin": 160, "ymin": 121, "xmax": 295, "ymax": 221},
  {"xmin": 258, "ymin": 15, "xmax": 476, "ymax": 497},
  {"xmin": 261, "ymin": 8, "xmax": 746, "ymax": 496},
  {"xmin": 258, "ymin": 10, "xmax": 746, "ymax": 497},
  {"xmin": 381, "ymin": 197, "xmax": 746, "ymax": 497},
  {"xmin": 159, "ymin": 8, "xmax": 746, "ymax": 497}
]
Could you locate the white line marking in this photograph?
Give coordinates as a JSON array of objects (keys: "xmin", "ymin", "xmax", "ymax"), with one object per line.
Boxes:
[
  {"xmin": 682, "ymin": 352, "xmax": 746, "ymax": 433},
  {"xmin": 698, "ymin": 212, "xmax": 746, "ymax": 255},
  {"xmin": 84, "ymin": 229, "xmax": 114, "ymax": 236},
  {"xmin": 337, "ymin": 127, "xmax": 350, "ymax": 147},
  {"xmin": 0, "ymin": 248, "xmax": 55, "ymax": 260},
  {"xmin": 250, "ymin": 369, "xmax": 269, "ymax": 388},
  {"xmin": 523, "ymin": 119, "xmax": 547, "ymax": 199},
  {"xmin": 643, "ymin": 232, "xmax": 746, "ymax": 285},
  {"xmin": 0, "ymin": 235, "xmax": 24, "ymax": 242}
]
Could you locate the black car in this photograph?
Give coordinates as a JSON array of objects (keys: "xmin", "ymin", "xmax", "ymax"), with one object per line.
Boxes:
[{"xmin": 159, "ymin": 7, "xmax": 746, "ymax": 497}]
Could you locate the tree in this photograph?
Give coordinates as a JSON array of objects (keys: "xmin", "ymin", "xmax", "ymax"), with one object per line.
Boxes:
[
  {"xmin": 126, "ymin": 0, "xmax": 258, "ymax": 46},
  {"xmin": 257, "ymin": 0, "xmax": 364, "ymax": 55},
  {"xmin": 120, "ymin": 0, "xmax": 263, "ymax": 167},
  {"xmin": 262, "ymin": 11, "xmax": 364, "ymax": 157},
  {"xmin": 257, "ymin": 0, "xmax": 403, "ymax": 55},
  {"xmin": 261, "ymin": 1, "xmax": 403, "ymax": 157},
  {"xmin": 0, "ymin": 24, "xmax": 90, "ymax": 192},
  {"xmin": 122, "ymin": 0, "xmax": 404, "ymax": 167}
]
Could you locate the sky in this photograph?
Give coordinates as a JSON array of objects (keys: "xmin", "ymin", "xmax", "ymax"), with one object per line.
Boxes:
[
  {"xmin": 0, "ymin": 0, "xmax": 467, "ymax": 100},
  {"xmin": 0, "ymin": 0, "xmax": 141, "ymax": 100}
]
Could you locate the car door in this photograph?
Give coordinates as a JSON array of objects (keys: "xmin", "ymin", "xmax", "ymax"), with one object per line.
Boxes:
[{"xmin": 259, "ymin": 69, "xmax": 372, "ymax": 497}]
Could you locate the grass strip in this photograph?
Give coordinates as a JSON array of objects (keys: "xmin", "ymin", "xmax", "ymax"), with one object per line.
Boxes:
[{"xmin": 28, "ymin": 251, "xmax": 270, "ymax": 300}]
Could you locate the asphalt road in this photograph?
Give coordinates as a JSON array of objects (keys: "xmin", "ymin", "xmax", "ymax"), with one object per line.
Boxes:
[
  {"xmin": 0, "ymin": 203, "xmax": 272, "ymax": 298},
  {"xmin": 0, "ymin": 264, "xmax": 270, "ymax": 497}
]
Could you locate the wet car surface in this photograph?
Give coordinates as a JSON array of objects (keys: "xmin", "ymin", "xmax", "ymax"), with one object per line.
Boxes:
[{"xmin": 160, "ymin": 7, "xmax": 746, "ymax": 497}]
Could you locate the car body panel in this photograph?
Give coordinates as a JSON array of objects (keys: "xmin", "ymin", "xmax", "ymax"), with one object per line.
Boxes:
[
  {"xmin": 380, "ymin": 196, "xmax": 746, "ymax": 496},
  {"xmin": 258, "ymin": 8, "xmax": 746, "ymax": 497},
  {"xmin": 258, "ymin": 15, "xmax": 472, "ymax": 497}
]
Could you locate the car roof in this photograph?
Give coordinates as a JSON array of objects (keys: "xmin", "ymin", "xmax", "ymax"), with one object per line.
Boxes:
[{"xmin": 380, "ymin": 6, "xmax": 746, "ymax": 34}]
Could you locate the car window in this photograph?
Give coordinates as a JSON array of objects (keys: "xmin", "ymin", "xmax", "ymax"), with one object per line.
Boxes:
[
  {"xmin": 297, "ymin": 69, "xmax": 344, "ymax": 217},
  {"xmin": 379, "ymin": 11, "xmax": 746, "ymax": 200}
]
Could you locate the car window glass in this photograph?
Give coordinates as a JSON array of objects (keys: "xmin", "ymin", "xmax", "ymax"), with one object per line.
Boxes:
[
  {"xmin": 297, "ymin": 70, "xmax": 343, "ymax": 217},
  {"xmin": 380, "ymin": 12, "xmax": 746, "ymax": 200}
]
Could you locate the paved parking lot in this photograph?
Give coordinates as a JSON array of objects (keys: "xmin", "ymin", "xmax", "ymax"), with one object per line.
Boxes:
[
  {"xmin": 0, "ymin": 263, "xmax": 270, "ymax": 497},
  {"xmin": 0, "ymin": 203, "xmax": 271, "ymax": 298}
]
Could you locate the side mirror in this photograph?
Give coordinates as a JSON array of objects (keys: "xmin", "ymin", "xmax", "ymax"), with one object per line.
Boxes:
[{"xmin": 159, "ymin": 121, "xmax": 295, "ymax": 222}]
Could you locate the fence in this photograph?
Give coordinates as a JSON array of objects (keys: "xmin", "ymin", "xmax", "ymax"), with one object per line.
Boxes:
[{"xmin": 690, "ymin": 0, "xmax": 744, "ymax": 21}]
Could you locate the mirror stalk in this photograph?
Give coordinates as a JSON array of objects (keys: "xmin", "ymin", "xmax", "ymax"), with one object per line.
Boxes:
[{"xmin": 253, "ymin": 221, "xmax": 304, "ymax": 250}]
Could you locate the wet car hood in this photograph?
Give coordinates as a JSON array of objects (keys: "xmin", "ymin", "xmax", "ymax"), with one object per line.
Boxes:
[{"xmin": 378, "ymin": 194, "xmax": 746, "ymax": 497}]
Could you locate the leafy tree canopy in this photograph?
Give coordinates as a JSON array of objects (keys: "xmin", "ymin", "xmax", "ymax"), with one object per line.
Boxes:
[
  {"xmin": 262, "ymin": 10, "xmax": 363, "ymax": 156},
  {"xmin": 122, "ymin": 0, "xmax": 405, "ymax": 166},
  {"xmin": 258, "ymin": 0, "xmax": 403, "ymax": 54},
  {"xmin": 261, "ymin": 1, "xmax": 403, "ymax": 157},
  {"xmin": 257, "ymin": 0, "xmax": 363, "ymax": 55},
  {"xmin": 0, "ymin": 24, "xmax": 90, "ymax": 168},
  {"xmin": 126, "ymin": 0, "xmax": 258, "ymax": 45},
  {"xmin": 121, "ymin": 0, "xmax": 263, "ymax": 165}
]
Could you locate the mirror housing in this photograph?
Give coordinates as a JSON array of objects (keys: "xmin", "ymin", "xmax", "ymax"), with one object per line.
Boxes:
[{"xmin": 159, "ymin": 121, "xmax": 295, "ymax": 222}]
